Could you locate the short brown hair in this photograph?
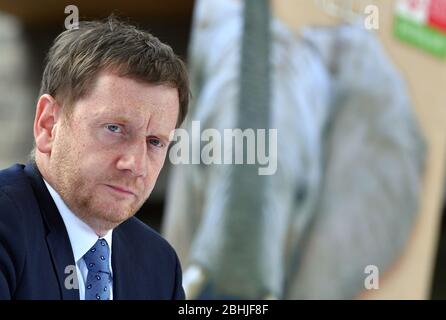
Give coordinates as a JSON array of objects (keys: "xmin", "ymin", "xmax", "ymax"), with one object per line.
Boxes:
[{"xmin": 39, "ymin": 16, "xmax": 189, "ymax": 127}]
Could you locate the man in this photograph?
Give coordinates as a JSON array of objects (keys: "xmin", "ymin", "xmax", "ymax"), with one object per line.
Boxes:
[{"xmin": 0, "ymin": 17, "xmax": 189, "ymax": 300}]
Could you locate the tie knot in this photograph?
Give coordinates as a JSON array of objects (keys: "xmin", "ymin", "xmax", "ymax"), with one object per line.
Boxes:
[{"xmin": 83, "ymin": 238, "xmax": 110, "ymax": 274}]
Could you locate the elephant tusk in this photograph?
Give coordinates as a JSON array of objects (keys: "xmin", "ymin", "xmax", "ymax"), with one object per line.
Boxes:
[
  {"xmin": 183, "ymin": 265, "xmax": 279, "ymax": 299},
  {"xmin": 182, "ymin": 264, "xmax": 207, "ymax": 300}
]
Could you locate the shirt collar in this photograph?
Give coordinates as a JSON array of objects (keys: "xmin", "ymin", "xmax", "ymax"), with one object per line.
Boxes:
[{"xmin": 43, "ymin": 179, "xmax": 113, "ymax": 263}]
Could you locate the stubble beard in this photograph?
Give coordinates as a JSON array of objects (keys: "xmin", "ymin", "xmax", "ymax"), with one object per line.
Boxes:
[{"xmin": 49, "ymin": 134, "xmax": 146, "ymax": 235}]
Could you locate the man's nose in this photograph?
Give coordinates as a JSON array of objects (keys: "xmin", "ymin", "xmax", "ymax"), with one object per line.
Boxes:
[{"xmin": 116, "ymin": 140, "xmax": 148, "ymax": 177}]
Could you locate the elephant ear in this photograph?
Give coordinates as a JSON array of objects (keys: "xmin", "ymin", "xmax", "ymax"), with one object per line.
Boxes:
[{"xmin": 286, "ymin": 26, "xmax": 426, "ymax": 299}]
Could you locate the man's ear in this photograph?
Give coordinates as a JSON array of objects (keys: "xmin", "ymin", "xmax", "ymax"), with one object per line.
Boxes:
[{"xmin": 34, "ymin": 94, "xmax": 63, "ymax": 155}]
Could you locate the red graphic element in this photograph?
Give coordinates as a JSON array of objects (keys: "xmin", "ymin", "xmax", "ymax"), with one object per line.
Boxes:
[{"xmin": 428, "ymin": 0, "xmax": 446, "ymax": 32}]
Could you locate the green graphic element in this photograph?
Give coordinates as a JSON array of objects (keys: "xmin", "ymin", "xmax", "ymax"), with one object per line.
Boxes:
[{"xmin": 394, "ymin": 14, "xmax": 446, "ymax": 58}]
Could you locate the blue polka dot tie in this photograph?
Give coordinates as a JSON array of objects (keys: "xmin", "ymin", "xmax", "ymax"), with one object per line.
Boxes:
[{"xmin": 83, "ymin": 239, "xmax": 112, "ymax": 300}]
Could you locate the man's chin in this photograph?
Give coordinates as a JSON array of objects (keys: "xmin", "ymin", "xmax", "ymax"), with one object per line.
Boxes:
[
  {"xmin": 83, "ymin": 211, "xmax": 133, "ymax": 234},
  {"xmin": 82, "ymin": 202, "xmax": 139, "ymax": 230},
  {"xmin": 100, "ymin": 204, "xmax": 138, "ymax": 222}
]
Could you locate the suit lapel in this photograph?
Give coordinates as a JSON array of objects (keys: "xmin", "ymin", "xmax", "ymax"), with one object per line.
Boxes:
[
  {"xmin": 111, "ymin": 229, "xmax": 130, "ymax": 300},
  {"xmin": 24, "ymin": 162, "xmax": 79, "ymax": 300},
  {"xmin": 112, "ymin": 225, "xmax": 162, "ymax": 300}
]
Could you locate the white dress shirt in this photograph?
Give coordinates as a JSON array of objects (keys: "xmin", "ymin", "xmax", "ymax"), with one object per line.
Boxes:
[{"xmin": 44, "ymin": 180, "xmax": 114, "ymax": 300}]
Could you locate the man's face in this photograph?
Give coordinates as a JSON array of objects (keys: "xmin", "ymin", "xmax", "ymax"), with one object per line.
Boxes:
[{"xmin": 48, "ymin": 71, "xmax": 179, "ymax": 234}]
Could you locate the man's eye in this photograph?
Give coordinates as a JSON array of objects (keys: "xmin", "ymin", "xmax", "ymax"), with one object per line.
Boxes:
[
  {"xmin": 148, "ymin": 138, "xmax": 164, "ymax": 148},
  {"xmin": 106, "ymin": 124, "xmax": 122, "ymax": 133}
]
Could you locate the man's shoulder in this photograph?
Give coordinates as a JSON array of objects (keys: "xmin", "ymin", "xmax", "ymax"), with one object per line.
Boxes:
[
  {"xmin": 0, "ymin": 163, "xmax": 27, "ymax": 189},
  {"xmin": 0, "ymin": 164, "xmax": 38, "ymax": 263},
  {"xmin": 0, "ymin": 163, "xmax": 38, "ymax": 220},
  {"xmin": 0, "ymin": 163, "xmax": 31, "ymax": 200}
]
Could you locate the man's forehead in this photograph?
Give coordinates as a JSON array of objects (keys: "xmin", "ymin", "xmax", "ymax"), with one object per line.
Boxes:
[{"xmin": 73, "ymin": 70, "xmax": 179, "ymax": 128}]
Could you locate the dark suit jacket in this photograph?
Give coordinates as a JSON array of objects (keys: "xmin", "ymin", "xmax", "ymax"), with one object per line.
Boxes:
[{"xmin": 0, "ymin": 163, "xmax": 185, "ymax": 300}]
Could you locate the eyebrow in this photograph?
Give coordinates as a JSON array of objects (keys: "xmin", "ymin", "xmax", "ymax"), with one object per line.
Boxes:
[
  {"xmin": 153, "ymin": 133, "xmax": 171, "ymax": 144},
  {"xmin": 91, "ymin": 110, "xmax": 130, "ymax": 123},
  {"xmin": 107, "ymin": 116, "xmax": 131, "ymax": 124}
]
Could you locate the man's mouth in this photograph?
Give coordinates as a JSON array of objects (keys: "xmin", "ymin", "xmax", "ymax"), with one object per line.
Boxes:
[{"xmin": 105, "ymin": 184, "xmax": 136, "ymax": 197}]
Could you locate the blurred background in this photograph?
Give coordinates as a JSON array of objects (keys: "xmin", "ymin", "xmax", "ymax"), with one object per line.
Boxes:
[{"xmin": 0, "ymin": 0, "xmax": 445, "ymax": 299}]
